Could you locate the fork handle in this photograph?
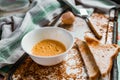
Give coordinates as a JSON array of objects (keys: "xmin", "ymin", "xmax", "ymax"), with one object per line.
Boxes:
[{"xmin": 85, "ymin": 18, "xmax": 102, "ymax": 39}]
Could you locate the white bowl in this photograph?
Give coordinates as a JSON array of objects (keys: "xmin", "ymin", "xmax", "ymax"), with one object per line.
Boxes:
[{"xmin": 21, "ymin": 27, "xmax": 74, "ymax": 66}]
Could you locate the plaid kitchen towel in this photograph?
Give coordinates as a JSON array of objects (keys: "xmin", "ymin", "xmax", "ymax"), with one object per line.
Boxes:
[{"xmin": 0, "ymin": 0, "xmax": 67, "ymax": 69}]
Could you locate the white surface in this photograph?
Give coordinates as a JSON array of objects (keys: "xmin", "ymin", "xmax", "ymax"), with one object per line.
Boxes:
[{"xmin": 21, "ymin": 27, "xmax": 74, "ymax": 66}]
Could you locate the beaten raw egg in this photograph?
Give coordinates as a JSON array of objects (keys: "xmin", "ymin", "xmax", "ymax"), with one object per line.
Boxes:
[{"xmin": 32, "ymin": 39, "xmax": 66, "ymax": 56}]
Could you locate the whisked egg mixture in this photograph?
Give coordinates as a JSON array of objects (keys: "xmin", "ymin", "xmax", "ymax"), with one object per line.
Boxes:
[{"xmin": 32, "ymin": 39, "xmax": 66, "ymax": 56}]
